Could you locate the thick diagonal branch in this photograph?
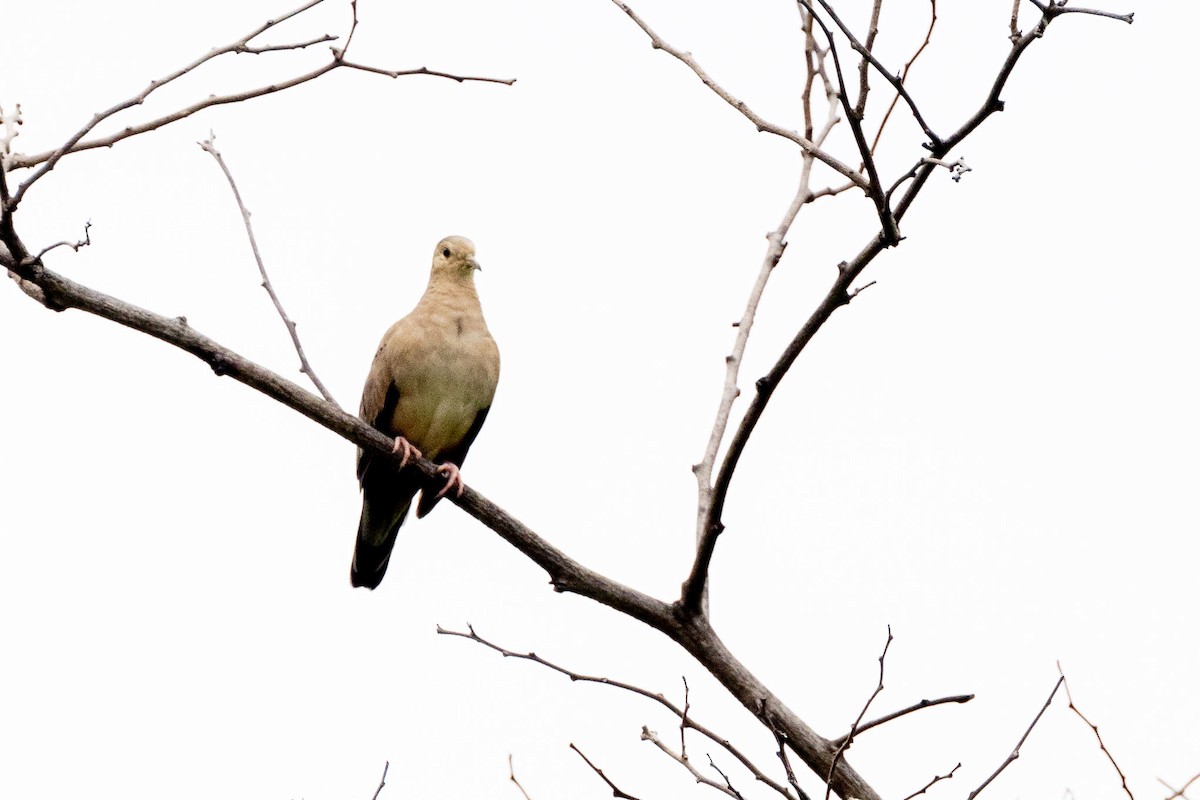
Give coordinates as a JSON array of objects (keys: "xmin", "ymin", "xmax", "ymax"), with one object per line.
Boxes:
[{"xmin": 1, "ymin": 240, "xmax": 881, "ymax": 800}]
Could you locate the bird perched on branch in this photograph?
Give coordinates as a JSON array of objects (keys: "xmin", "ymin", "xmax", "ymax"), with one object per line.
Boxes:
[{"xmin": 351, "ymin": 235, "xmax": 500, "ymax": 589}]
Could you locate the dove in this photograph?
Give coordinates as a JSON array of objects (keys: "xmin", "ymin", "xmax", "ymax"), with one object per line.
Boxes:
[{"xmin": 351, "ymin": 236, "xmax": 500, "ymax": 589}]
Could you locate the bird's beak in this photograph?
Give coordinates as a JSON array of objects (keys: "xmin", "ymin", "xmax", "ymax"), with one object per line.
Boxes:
[{"xmin": 467, "ymin": 257, "xmax": 482, "ymax": 272}]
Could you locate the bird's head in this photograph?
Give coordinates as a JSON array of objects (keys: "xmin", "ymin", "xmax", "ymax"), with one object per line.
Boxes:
[{"xmin": 431, "ymin": 235, "xmax": 481, "ymax": 281}]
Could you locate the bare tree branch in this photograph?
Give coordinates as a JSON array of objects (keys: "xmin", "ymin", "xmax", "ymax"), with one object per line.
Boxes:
[
  {"xmin": 869, "ymin": 1, "xmax": 937, "ymax": 155},
  {"xmin": 1027, "ymin": 1, "xmax": 1133, "ymax": 24},
  {"xmin": 3, "ymin": 0, "xmax": 514, "ymax": 211},
  {"xmin": 695, "ymin": 1, "xmax": 1132, "ymax": 593},
  {"xmin": 1059, "ymin": 664, "xmax": 1135, "ymax": 800},
  {"xmin": 508, "ymin": 755, "xmax": 534, "ymax": 800},
  {"xmin": 608, "ymin": 1, "xmax": 868, "ymax": 190},
  {"xmin": 966, "ymin": 676, "xmax": 1063, "ymax": 800},
  {"xmin": 854, "ymin": 0, "xmax": 884, "ymax": 119},
  {"xmin": 900, "ymin": 763, "xmax": 960, "ymax": 800},
  {"xmin": 437, "ymin": 624, "xmax": 797, "ymax": 800},
  {"xmin": 570, "ymin": 743, "xmax": 642, "ymax": 800},
  {"xmin": 709, "ymin": 755, "xmax": 746, "ymax": 800},
  {"xmin": 808, "ymin": 0, "xmax": 942, "ymax": 148},
  {"xmin": 1159, "ymin": 771, "xmax": 1200, "ymax": 800},
  {"xmin": 831, "ymin": 694, "xmax": 974, "ymax": 746},
  {"xmin": 825, "ymin": 627, "xmax": 892, "ymax": 800},
  {"xmin": 198, "ymin": 133, "xmax": 339, "ymax": 405},
  {"xmin": 795, "ymin": 1, "xmax": 898, "ymax": 242},
  {"xmin": 32, "ymin": 220, "xmax": 92, "ymax": 263},
  {"xmin": 370, "ymin": 761, "xmax": 389, "ymax": 800},
  {"xmin": 684, "ymin": 7, "xmax": 846, "ymax": 614},
  {"xmin": 774, "ymin": 730, "xmax": 813, "ymax": 800},
  {"xmin": 641, "ymin": 726, "xmax": 742, "ymax": 798}
]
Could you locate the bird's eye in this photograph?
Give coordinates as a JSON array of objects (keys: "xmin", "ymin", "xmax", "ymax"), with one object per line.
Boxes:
[{"xmin": 442, "ymin": 247, "xmax": 451, "ymax": 258}]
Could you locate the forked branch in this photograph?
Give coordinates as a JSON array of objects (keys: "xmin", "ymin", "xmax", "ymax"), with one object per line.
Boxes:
[{"xmin": 4, "ymin": 0, "xmax": 513, "ymax": 211}]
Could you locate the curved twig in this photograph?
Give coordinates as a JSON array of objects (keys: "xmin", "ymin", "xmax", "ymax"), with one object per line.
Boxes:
[
  {"xmin": 438, "ymin": 624, "xmax": 796, "ymax": 800},
  {"xmin": 5, "ymin": 0, "xmax": 514, "ymax": 210}
]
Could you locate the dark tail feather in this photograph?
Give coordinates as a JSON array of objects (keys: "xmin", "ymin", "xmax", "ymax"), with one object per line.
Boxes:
[{"xmin": 351, "ymin": 490, "xmax": 413, "ymax": 590}]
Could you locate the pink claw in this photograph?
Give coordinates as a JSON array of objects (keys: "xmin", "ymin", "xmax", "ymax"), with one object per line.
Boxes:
[
  {"xmin": 435, "ymin": 463, "xmax": 465, "ymax": 499},
  {"xmin": 390, "ymin": 436, "xmax": 422, "ymax": 468}
]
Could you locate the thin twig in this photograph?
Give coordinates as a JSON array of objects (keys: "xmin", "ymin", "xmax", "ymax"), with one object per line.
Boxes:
[
  {"xmin": 6, "ymin": 0, "xmax": 514, "ymax": 207},
  {"xmin": 680, "ymin": 676, "xmax": 691, "ymax": 760},
  {"xmin": 900, "ymin": 763, "xmax": 960, "ymax": 800},
  {"xmin": 609, "ymin": 1, "xmax": 867, "ymax": 189},
  {"xmin": 796, "ymin": 1, "xmax": 897, "ymax": 242},
  {"xmin": 1027, "ymin": 1, "xmax": 1133, "ymax": 24},
  {"xmin": 198, "ymin": 133, "xmax": 339, "ymax": 405},
  {"xmin": 1158, "ymin": 771, "xmax": 1200, "ymax": 800},
  {"xmin": 570, "ymin": 743, "xmax": 641, "ymax": 800},
  {"xmin": 30, "ymin": 221, "xmax": 92, "ymax": 262},
  {"xmin": 825, "ymin": 626, "xmax": 892, "ymax": 800},
  {"xmin": 1010, "ymin": 0, "xmax": 1023, "ymax": 41},
  {"xmin": 8, "ymin": 0, "xmax": 328, "ymax": 205},
  {"xmin": 966, "ymin": 676, "xmax": 1064, "ymax": 800},
  {"xmin": 370, "ymin": 761, "xmax": 389, "ymax": 800},
  {"xmin": 1059, "ymin": 663, "xmax": 1135, "ymax": 800},
  {"xmin": 709, "ymin": 755, "xmax": 746, "ymax": 800},
  {"xmin": 870, "ymin": 1, "xmax": 937, "ymax": 155},
  {"xmin": 774, "ymin": 730, "xmax": 813, "ymax": 800},
  {"xmin": 641, "ymin": 726, "xmax": 741, "ymax": 798},
  {"xmin": 509, "ymin": 755, "xmax": 534, "ymax": 800},
  {"xmin": 809, "ymin": 0, "xmax": 942, "ymax": 147},
  {"xmin": 438, "ymin": 624, "xmax": 796, "ymax": 799},
  {"xmin": 831, "ymin": 694, "xmax": 974, "ymax": 746}
]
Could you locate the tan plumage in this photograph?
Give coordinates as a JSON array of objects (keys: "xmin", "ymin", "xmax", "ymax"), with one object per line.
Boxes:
[{"xmin": 351, "ymin": 236, "xmax": 500, "ymax": 589}]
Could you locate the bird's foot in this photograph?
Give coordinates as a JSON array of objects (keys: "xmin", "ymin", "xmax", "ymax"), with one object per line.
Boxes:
[
  {"xmin": 435, "ymin": 463, "xmax": 465, "ymax": 499},
  {"xmin": 391, "ymin": 436, "xmax": 423, "ymax": 468}
]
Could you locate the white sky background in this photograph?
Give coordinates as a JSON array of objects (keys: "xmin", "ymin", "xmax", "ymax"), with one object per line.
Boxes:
[{"xmin": 1, "ymin": 1, "xmax": 1196, "ymax": 798}]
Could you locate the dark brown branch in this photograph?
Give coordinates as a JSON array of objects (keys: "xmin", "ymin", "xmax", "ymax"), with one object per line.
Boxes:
[
  {"xmin": 437, "ymin": 624, "xmax": 797, "ymax": 800},
  {"xmin": 198, "ymin": 134, "xmax": 339, "ymax": 406},
  {"xmin": 570, "ymin": 743, "xmax": 641, "ymax": 800},
  {"xmin": 796, "ymin": 1, "xmax": 898, "ymax": 243},
  {"xmin": 870, "ymin": 1, "xmax": 937, "ymax": 155},
  {"xmin": 831, "ymin": 694, "xmax": 974, "ymax": 746},
  {"xmin": 900, "ymin": 763, "xmax": 960, "ymax": 800},
  {"xmin": 966, "ymin": 676, "xmax": 1063, "ymax": 800},
  {"xmin": 708, "ymin": 755, "xmax": 746, "ymax": 800},
  {"xmin": 1060, "ymin": 665, "xmax": 1135, "ymax": 800},
  {"xmin": 774, "ymin": 730, "xmax": 813, "ymax": 800},
  {"xmin": 810, "ymin": 0, "xmax": 942, "ymax": 148},
  {"xmin": 824, "ymin": 627, "xmax": 892, "ymax": 800},
  {"xmin": 683, "ymin": 0, "xmax": 1132, "ymax": 613}
]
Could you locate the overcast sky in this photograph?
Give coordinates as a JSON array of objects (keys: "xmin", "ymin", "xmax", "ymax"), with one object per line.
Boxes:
[{"xmin": 2, "ymin": 1, "xmax": 1196, "ymax": 799}]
